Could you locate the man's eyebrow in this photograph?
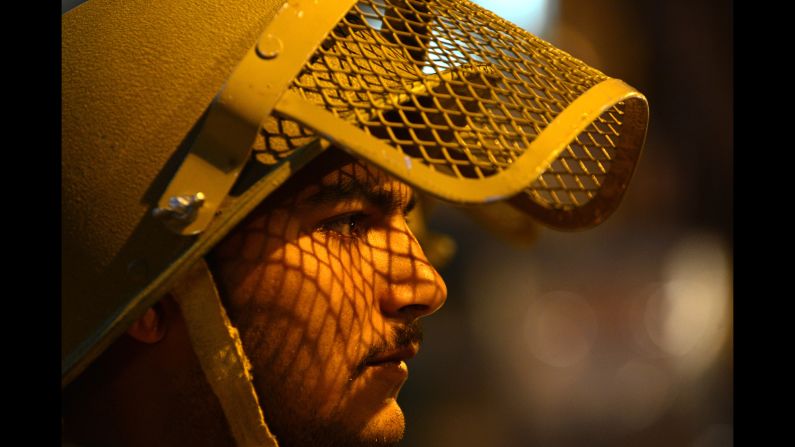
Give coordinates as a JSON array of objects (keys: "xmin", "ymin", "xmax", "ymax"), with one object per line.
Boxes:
[{"xmin": 302, "ymin": 176, "xmax": 415, "ymax": 214}]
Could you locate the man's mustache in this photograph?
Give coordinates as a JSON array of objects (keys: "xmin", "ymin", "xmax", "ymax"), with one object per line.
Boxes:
[{"xmin": 351, "ymin": 321, "xmax": 424, "ymax": 380}]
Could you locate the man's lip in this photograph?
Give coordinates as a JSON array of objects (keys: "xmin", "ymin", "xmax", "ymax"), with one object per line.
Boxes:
[{"xmin": 365, "ymin": 344, "xmax": 419, "ymax": 366}]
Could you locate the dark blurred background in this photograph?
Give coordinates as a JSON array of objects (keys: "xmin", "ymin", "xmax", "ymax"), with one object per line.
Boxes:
[{"xmin": 402, "ymin": 1, "xmax": 732, "ymax": 446}]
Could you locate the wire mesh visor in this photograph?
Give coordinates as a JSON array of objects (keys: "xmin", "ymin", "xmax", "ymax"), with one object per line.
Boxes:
[{"xmin": 263, "ymin": 0, "xmax": 648, "ymax": 229}]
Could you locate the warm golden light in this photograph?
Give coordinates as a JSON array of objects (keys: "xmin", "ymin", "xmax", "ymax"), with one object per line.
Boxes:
[{"xmin": 645, "ymin": 233, "xmax": 731, "ymax": 378}]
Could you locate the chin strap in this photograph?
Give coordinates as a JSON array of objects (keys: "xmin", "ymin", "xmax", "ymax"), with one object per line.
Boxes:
[{"xmin": 172, "ymin": 259, "xmax": 279, "ymax": 447}]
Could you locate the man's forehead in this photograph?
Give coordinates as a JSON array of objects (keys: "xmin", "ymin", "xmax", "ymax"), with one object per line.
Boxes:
[
  {"xmin": 296, "ymin": 160, "xmax": 411, "ymax": 205},
  {"xmin": 266, "ymin": 147, "xmax": 411, "ymax": 207},
  {"xmin": 316, "ymin": 161, "xmax": 400, "ymax": 191}
]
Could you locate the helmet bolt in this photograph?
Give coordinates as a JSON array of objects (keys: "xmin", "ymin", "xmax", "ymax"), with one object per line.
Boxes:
[{"xmin": 152, "ymin": 192, "xmax": 206, "ymax": 227}]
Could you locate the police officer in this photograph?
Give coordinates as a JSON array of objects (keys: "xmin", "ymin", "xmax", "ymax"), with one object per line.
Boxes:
[{"xmin": 62, "ymin": 1, "xmax": 648, "ymax": 445}]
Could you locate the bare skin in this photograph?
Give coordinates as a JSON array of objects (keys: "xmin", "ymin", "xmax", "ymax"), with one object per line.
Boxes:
[{"xmin": 62, "ymin": 149, "xmax": 447, "ymax": 446}]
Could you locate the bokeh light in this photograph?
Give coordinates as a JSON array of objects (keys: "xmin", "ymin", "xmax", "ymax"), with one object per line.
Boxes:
[
  {"xmin": 645, "ymin": 234, "xmax": 732, "ymax": 378},
  {"xmin": 523, "ymin": 290, "xmax": 597, "ymax": 368}
]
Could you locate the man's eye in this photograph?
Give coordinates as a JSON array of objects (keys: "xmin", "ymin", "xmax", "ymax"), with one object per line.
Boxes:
[{"xmin": 317, "ymin": 213, "xmax": 367, "ymax": 238}]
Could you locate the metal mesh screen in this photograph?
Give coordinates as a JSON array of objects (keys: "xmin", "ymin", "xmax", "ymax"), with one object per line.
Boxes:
[
  {"xmin": 258, "ymin": 0, "xmax": 646, "ymax": 228},
  {"xmin": 528, "ymin": 103, "xmax": 624, "ymax": 209}
]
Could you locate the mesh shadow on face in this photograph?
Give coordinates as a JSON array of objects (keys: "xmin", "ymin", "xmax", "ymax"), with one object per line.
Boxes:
[{"xmin": 207, "ymin": 158, "xmax": 445, "ymax": 446}]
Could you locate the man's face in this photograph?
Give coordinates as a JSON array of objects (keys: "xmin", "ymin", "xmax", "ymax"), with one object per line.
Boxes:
[{"xmin": 209, "ymin": 151, "xmax": 447, "ymax": 446}]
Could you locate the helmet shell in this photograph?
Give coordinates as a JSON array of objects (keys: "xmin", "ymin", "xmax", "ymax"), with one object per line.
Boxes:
[{"xmin": 62, "ymin": 0, "xmax": 286, "ymax": 384}]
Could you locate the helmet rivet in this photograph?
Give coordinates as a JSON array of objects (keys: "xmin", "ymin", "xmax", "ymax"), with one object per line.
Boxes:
[
  {"xmin": 152, "ymin": 192, "xmax": 205, "ymax": 227},
  {"xmin": 256, "ymin": 33, "xmax": 283, "ymax": 60}
]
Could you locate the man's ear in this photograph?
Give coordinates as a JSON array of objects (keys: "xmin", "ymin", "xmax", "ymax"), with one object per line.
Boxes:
[{"xmin": 126, "ymin": 302, "xmax": 167, "ymax": 344}]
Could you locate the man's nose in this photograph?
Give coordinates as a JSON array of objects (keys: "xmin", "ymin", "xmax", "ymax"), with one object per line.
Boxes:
[{"xmin": 375, "ymin": 219, "xmax": 448, "ymax": 321}]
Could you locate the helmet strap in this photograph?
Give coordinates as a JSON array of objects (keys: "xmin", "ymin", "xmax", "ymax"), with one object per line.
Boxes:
[{"xmin": 171, "ymin": 259, "xmax": 279, "ymax": 447}]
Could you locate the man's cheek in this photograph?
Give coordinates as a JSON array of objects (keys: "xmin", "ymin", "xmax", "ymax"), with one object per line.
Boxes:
[{"xmin": 313, "ymin": 246, "xmax": 377, "ymax": 367}]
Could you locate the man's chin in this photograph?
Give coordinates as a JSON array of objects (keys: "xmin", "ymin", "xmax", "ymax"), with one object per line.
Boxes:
[
  {"xmin": 354, "ymin": 398, "xmax": 406, "ymax": 446},
  {"xmin": 267, "ymin": 398, "xmax": 406, "ymax": 447}
]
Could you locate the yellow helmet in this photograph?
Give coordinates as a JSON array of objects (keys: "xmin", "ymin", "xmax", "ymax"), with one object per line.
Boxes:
[{"xmin": 63, "ymin": 0, "xmax": 647, "ymax": 444}]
